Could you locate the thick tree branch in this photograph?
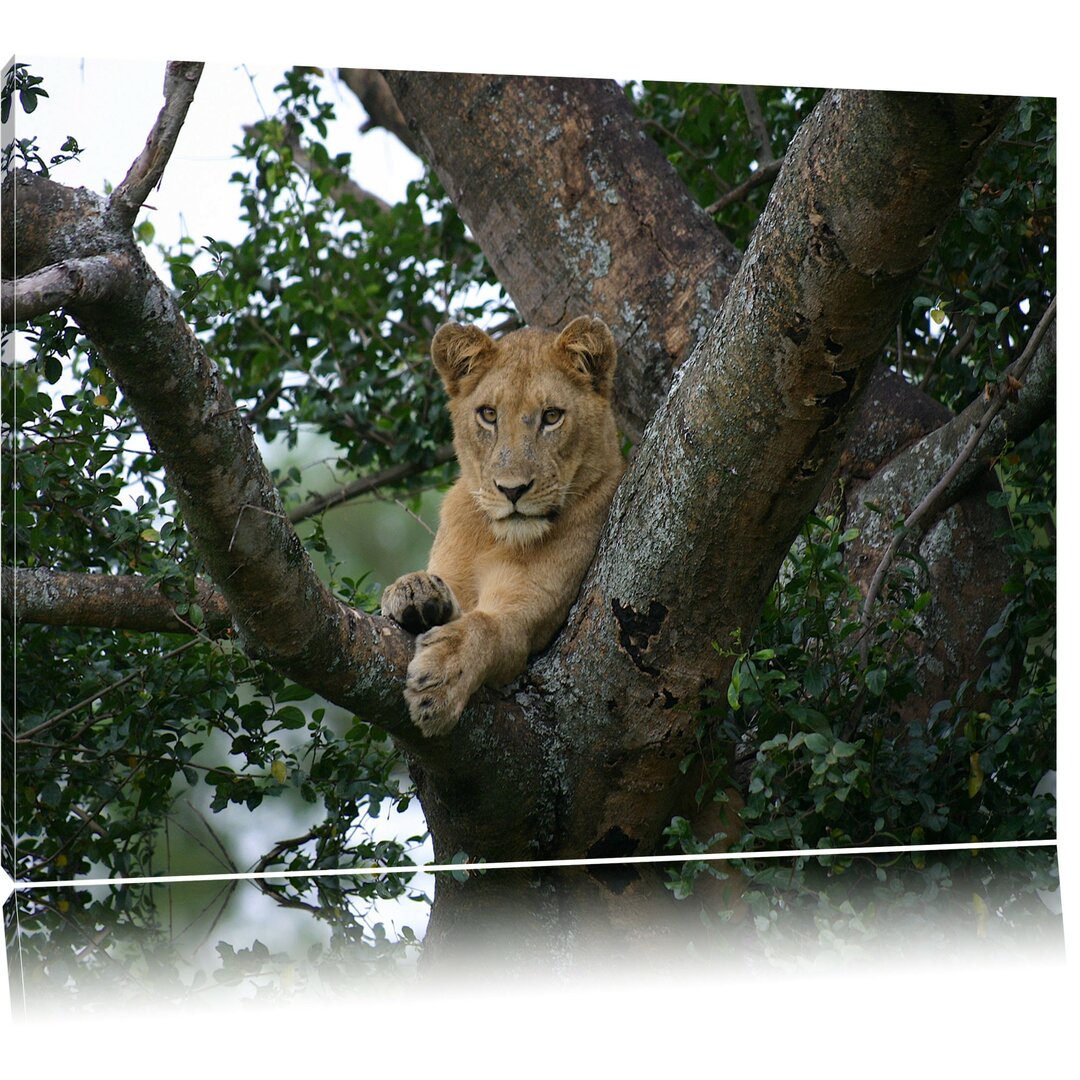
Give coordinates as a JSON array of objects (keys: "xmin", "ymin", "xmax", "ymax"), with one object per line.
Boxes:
[
  {"xmin": 2, "ymin": 566, "xmax": 232, "ymax": 636},
  {"xmin": 4, "ymin": 70, "xmax": 562, "ymax": 859},
  {"xmin": 109, "ymin": 61, "xmax": 204, "ymax": 227},
  {"xmin": 2, "ymin": 255, "xmax": 127, "ymax": 324},
  {"xmin": 5, "ymin": 165, "xmax": 423, "ymax": 747},
  {"xmin": 1, "ymin": 174, "xmax": 114, "ymax": 281},
  {"xmin": 7, "ymin": 67, "xmax": 1032, "ymax": 874}
]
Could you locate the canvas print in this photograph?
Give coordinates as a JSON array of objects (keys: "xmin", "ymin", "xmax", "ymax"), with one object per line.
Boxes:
[{"xmin": 1, "ymin": 55, "xmax": 1060, "ymax": 1007}]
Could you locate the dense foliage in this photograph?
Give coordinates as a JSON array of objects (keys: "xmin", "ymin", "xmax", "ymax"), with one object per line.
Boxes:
[{"xmin": 3, "ymin": 68, "xmax": 1056, "ymax": 974}]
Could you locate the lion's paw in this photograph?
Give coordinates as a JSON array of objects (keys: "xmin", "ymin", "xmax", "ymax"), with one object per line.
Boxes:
[
  {"xmin": 404, "ymin": 623, "xmax": 473, "ymax": 737},
  {"xmin": 381, "ymin": 572, "xmax": 460, "ymax": 636}
]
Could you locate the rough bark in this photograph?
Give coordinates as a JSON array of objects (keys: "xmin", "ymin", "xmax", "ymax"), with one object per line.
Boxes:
[
  {"xmin": 850, "ymin": 318, "xmax": 1056, "ymax": 547},
  {"xmin": 368, "ymin": 71, "xmax": 1036, "ymax": 751},
  {"xmin": 1, "ymin": 255, "xmax": 129, "ymax": 323},
  {"xmin": 2, "ymin": 567, "xmax": 232, "ymax": 636},
  {"xmin": 109, "ymin": 61, "xmax": 205, "ymax": 228}
]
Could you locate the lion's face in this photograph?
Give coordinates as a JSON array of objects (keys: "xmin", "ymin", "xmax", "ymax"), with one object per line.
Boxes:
[{"xmin": 432, "ymin": 317, "xmax": 619, "ymax": 547}]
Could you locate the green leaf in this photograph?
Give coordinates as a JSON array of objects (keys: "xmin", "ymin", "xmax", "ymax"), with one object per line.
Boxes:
[
  {"xmin": 864, "ymin": 668, "xmax": 888, "ymax": 696},
  {"xmin": 803, "ymin": 663, "xmax": 826, "ymax": 699},
  {"xmin": 832, "ymin": 739, "xmax": 860, "ymax": 759},
  {"xmin": 20, "ymin": 86, "xmax": 45, "ymax": 113},
  {"xmin": 727, "ymin": 678, "xmax": 740, "ymax": 711},
  {"xmin": 277, "ymin": 684, "xmax": 315, "ymax": 703},
  {"xmin": 43, "ymin": 355, "xmax": 63, "ymax": 384},
  {"xmin": 968, "ymin": 752, "xmax": 985, "ymax": 798},
  {"xmin": 274, "ymin": 705, "xmax": 307, "ymax": 730},
  {"xmin": 38, "ymin": 781, "xmax": 63, "ymax": 807}
]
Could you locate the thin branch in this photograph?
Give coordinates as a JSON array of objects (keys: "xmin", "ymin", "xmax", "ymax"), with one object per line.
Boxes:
[
  {"xmin": 922, "ymin": 320, "xmax": 976, "ymax": 390},
  {"xmin": 737, "ymin": 85, "xmax": 776, "ymax": 165},
  {"xmin": 69, "ymin": 804, "xmax": 110, "ymax": 839},
  {"xmin": 375, "ymin": 493, "xmax": 437, "ymax": 538},
  {"xmin": 288, "ymin": 445, "xmax": 455, "ymax": 523},
  {"xmin": 705, "ymin": 159, "xmax": 783, "ymax": 215},
  {"xmin": 17, "ymin": 639, "xmax": 201, "ymax": 742},
  {"xmin": 858, "ymin": 297, "xmax": 1057, "ymax": 654},
  {"xmin": 109, "ymin": 61, "xmax": 204, "ymax": 227},
  {"xmin": 641, "ymin": 117, "xmax": 732, "ymax": 196},
  {"xmin": 1, "ymin": 255, "xmax": 128, "ymax": 324}
]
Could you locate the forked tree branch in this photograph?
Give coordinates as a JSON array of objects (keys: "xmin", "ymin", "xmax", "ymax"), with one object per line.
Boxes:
[
  {"xmin": 3, "ymin": 64, "xmax": 422, "ymax": 747},
  {"xmin": 382, "ymin": 72, "xmax": 743, "ymax": 442},
  {"xmin": 533, "ymin": 90, "xmax": 1018, "ymax": 856},
  {"xmin": 5, "ymin": 66, "xmax": 1028, "ymax": 863}
]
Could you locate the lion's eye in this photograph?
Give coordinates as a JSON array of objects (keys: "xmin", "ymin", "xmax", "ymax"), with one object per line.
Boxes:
[
  {"xmin": 477, "ymin": 406, "xmax": 497, "ymax": 426},
  {"xmin": 540, "ymin": 407, "xmax": 565, "ymax": 429}
]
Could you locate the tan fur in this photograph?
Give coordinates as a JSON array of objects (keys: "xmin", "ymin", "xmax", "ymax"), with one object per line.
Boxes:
[{"xmin": 381, "ymin": 316, "xmax": 625, "ymax": 736}]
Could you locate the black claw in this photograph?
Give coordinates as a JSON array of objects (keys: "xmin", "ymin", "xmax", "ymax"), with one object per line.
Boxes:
[
  {"xmin": 421, "ymin": 598, "xmax": 450, "ymax": 626},
  {"xmin": 399, "ymin": 606, "xmax": 427, "ymax": 635}
]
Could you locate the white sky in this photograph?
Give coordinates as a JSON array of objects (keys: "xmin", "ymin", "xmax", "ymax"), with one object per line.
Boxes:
[
  {"xmin": 11, "ymin": 58, "xmax": 424, "ymax": 273},
  {"xmin": 2, "ymin": 0, "xmax": 1076, "ymax": 1065}
]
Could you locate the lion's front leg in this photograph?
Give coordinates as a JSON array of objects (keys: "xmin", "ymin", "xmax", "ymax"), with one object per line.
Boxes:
[{"xmin": 404, "ymin": 611, "xmax": 526, "ymax": 737}]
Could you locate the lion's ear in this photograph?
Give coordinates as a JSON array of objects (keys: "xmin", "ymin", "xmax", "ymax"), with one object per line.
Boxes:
[
  {"xmin": 431, "ymin": 323, "xmax": 495, "ymax": 396},
  {"xmin": 556, "ymin": 316, "xmax": 617, "ymax": 397}
]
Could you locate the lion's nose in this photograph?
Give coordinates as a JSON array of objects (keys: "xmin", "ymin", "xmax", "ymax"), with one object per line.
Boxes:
[{"xmin": 495, "ymin": 480, "xmax": 534, "ymax": 505}]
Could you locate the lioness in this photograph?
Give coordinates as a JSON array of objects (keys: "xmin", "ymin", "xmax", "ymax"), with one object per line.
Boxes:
[{"xmin": 381, "ymin": 316, "xmax": 625, "ymax": 736}]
